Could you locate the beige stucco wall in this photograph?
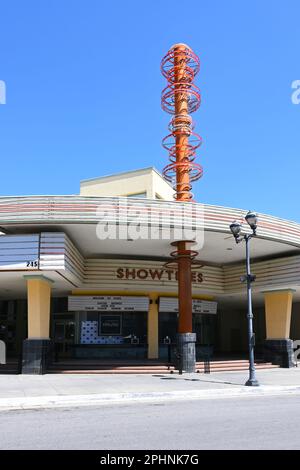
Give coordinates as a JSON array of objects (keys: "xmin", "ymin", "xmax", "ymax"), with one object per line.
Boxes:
[
  {"xmin": 80, "ymin": 168, "xmax": 174, "ymax": 200},
  {"xmin": 264, "ymin": 290, "xmax": 294, "ymax": 339},
  {"xmin": 26, "ymin": 277, "xmax": 52, "ymax": 339}
]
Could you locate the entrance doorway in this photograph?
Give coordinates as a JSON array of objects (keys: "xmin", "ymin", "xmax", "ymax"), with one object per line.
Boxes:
[{"xmin": 53, "ymin": 320, "xmax": 75, "ymax": 357}]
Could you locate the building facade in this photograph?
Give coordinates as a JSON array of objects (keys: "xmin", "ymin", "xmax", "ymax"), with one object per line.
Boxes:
[{"xmin": 0, "ymin": 167, "xmax": 299, "ymax": 373}]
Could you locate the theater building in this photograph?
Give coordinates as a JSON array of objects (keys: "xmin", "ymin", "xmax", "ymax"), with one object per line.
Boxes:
[{"xmin": 0, "ymin": 167, "xmax": 299, "ymax": 373}]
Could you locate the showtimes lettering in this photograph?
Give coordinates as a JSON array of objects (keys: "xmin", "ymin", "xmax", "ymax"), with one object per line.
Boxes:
[{"xmin": 116, "ymin": 267, "xmax": 203, "ymax": 283}]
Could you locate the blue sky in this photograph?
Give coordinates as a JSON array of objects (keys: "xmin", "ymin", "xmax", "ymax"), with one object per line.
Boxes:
[{"xmin": 0, "ymin": 1, "xmax": 299, "ymax": 221}]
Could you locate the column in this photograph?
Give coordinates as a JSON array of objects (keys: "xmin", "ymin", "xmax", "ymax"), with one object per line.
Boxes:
[
  {"xmin": 263, "ymin": 289, "xmax": 295, "ymax": 367},
  {"xmin": 147, "ymin": 293, "xmax": 159, "ymax": 359},
  {"xmin": 22, "ymin": 275, "xmax": 54, "ymax": 374}
]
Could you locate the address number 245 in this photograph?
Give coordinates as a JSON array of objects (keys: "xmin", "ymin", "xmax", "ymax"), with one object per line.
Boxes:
[{"xmin": 26, "ymin": 261, "xmax": 38, "ymax": 268}]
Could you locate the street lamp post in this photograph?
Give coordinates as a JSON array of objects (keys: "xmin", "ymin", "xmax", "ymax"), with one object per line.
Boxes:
[{"xmin": 230, "ymin": 211, "xmax": 260, "ymax": 387}]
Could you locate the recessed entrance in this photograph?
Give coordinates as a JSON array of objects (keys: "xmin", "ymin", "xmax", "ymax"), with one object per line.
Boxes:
[{"xmin": 53, "ymin": 318, "xmax": 76, "ymax": 358}]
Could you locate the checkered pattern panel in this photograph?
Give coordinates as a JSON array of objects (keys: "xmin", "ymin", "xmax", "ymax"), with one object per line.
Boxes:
[{"xmin": 80, "ymin": 321, "xmax": 124, "ymax": 344}]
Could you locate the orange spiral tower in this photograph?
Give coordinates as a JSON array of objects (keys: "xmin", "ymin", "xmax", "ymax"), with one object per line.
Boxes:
[
  {"xmin": 161, "ymin": 43, "xmax": 202, "ymax": 372},
  {"xmin": 161, "ymin": 43, "xmax": 202, "ymax": 200}
]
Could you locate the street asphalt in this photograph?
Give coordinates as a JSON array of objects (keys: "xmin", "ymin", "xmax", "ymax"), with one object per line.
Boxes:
[{"xmin": 0, "ymin": 394, "xmax": 299, "ymax": 450}]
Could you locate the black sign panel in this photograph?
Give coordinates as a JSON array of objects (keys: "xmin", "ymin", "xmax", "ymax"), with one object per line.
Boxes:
[{"xmin": 99, "ymin": 314, "xmax": 122, "ymax": 335}]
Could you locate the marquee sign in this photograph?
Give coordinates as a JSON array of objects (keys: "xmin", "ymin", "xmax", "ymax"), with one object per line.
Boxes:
[
  {"xmin": 159, "ymin": 297, "xmax": 217, "ymax": 314},
  {"xmin": 68, "ymin": 295, "xmax": 149, "ymax": 312}
]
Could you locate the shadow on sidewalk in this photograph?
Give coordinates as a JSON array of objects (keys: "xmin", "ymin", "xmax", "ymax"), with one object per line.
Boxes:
[{"xmin": 152, "ymin": 374, "xmax": 244, "ymax": 386}]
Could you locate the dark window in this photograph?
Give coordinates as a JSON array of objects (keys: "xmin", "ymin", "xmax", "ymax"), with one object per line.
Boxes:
[{"xmin": 99, "ymin": 314, "xmax": 122, "ymax": 335}]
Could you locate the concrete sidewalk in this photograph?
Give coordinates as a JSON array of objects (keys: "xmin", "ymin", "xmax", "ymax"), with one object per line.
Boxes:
[{"xmin": 1, "ymin": 368, "xmax": 300, "ymax": 411}]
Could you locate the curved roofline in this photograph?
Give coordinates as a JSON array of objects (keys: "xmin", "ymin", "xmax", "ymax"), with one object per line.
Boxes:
[
  {"xmin": 0, "ymin": 195, "xmax": 299, "ymax": 250},
  {"xmin": 0, "ymin": 194, "xmax": 299, "ymax": 227}
]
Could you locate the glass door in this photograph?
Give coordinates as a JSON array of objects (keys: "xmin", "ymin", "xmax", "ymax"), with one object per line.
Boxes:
[{"xmin": 53, "ymin": 320, "xmax": 75, "ymax": 358}]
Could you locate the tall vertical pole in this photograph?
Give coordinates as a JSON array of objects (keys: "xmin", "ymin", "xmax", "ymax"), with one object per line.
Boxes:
[
  {"xmin": 173, "ymin": 46, "xmax": 193, "ymax": 338},
  {"xmin": 161, "ymin": 44, "xmax": 203, "ymax": 372},
  {"xmin": 177, "ymin": 241, "xmax": 193, "ymax": 334},
  {"xmin": 174, "ymin": 45, "xmax": 190, "ymax": 203},
  {"xmin": 245, "ymin": 236, "xmax": 259, "ymax": 386}
]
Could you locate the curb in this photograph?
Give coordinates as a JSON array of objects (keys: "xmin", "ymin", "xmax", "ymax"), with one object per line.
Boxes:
[{"xmin": 1, "ymin": 385, "xmax": 300, "ymax": 411}]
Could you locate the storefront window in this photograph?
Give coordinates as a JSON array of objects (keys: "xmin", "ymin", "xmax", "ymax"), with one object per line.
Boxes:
[
  {"xmin": 158, "ymin": 312, "xmax": 216, "ymax": 345},
  {"xmin": 0, "ymin": 300, "xmax": 27, "ymax": 358},
  {"xmin": 122, "ymin": 313, "xmax": 147, "ymax": 342},
  {"xmin": 159, "ymin": 312, "xmax": 177, "ymax": 343},
  {"xmin": 79, "ymin": 312, "xmax": 147, "ymax": 345},
  {"xmin": 193, "ymin": 314, "xmax": 216, "ymax": 345}
]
